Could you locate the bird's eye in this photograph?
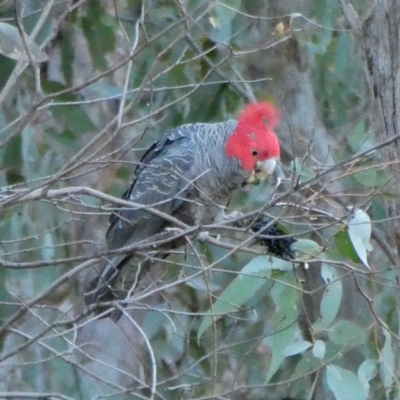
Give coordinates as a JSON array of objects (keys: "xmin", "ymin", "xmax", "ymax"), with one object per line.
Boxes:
[{"xmin": 251, "ymin": 150, "xmax": 258, "ymax": 157}]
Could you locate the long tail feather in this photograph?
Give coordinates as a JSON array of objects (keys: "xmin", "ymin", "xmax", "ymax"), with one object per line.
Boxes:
[{"xmin": 84, "ymin": 255, "xmax": 130, "ymax": 306}]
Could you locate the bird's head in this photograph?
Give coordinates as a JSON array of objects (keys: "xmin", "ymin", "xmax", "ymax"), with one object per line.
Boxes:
[{"xmin": 225, "ymin": 102, "xmax": 280, "ymax": 178}]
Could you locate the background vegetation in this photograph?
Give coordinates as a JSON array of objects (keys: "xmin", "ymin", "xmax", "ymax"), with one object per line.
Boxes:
[{"xmin": 0, "ymin": 1, "xmax": 399, "ymax": 399}]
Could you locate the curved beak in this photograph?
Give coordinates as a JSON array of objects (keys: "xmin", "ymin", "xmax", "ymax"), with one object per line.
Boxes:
[{"xmin": 247, "ymin": 158, "xmax": 278, "ymax": 184}]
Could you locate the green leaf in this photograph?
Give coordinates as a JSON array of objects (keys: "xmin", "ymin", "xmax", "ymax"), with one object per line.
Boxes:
[
  {"xmin": 2, "ymin": 134, "xmax": 24, "ymax": 184},
  {"xmin": 328, "ymin": 320, "xmax": 366, "ymax": 349},
  {"xmin": 42, "ymin": 80, "xmax": 95, "ymax": 134},
  {"xmin": 379, "ymin": 328, "xmax": 395, "ymax": 389},
  {"xmin": 210, "ymin": 0, "xmax": 241, "ymax": 43},
  {"xmin": 313, "ymin": 264, "xmax": 343, "ymax": 330},
  {"xmin": 326, "ymin": 365, "xmax": 367, "ymax": 400},
  {"xmin": 197, "ymin": 255, "xmax": 292, "ymax": 341},
  {"xmin": 284, "ymin": 340, "xmax": 312, "ymax": 357},
  {"xmin": 346, "ymin": 209, "xmax": 372, "ymax": 268},
  {"xmin": 3, "ymin": 134, "xmax": 22, "ymax": 169},
  {"xmin": 353, "ymin": 167, "xmax": 389, "ymax": 188},
  {"xmin": 116, "ymin": 166, "xmax": 132, "ymax": 180},
  {"xmin": 266, "ymin": 274, "xmax": 300, "ymax": 382},
  {"xmin": 53, "ymin": 130, "xmax": 77, "ymax": 146},
  {"xmin": 292, "ymin": 239, "xmax": 322, "ymax": 258},
  {"xmin": 335, "ymin": 229, "xmax": 359, "ymax": 262},
  {"xmin": 358, "ymin": 359, "xmax": 378, "ymax": 398},
  {"xmin": 217, "ymin": 0, "xmax": 241, "ymax": 23},
  {"xmin": 266, "ymin": 318, "xmax": 297, "ymax": 383},
  {"xmin": 0, "ymin": 22, "xmax": 47, "ymax": 62},
  {"xmin": 80, "ymin": 0, "xmax": 116, "ymax": 70},
  {"xmin": 334, "ymin": 32, "xmax": 352, "ymax": 80},
  {"xmin": 347, "ymin": 121, "xmax": 375, "ymax": 153},
  {"xmin": 60, "ymin": 27, "xmax": 75, "ymax": 86},
  {"xmin": 289, "ymin": 158, "xmax": 316, "ymax": 184},
  {"xmin": 312, "ymin": 340, "xmax": 326, "ymax": 359},
  {"xmin": 294, "ymin": 350, "xmax": 320, "ymax": 383}
]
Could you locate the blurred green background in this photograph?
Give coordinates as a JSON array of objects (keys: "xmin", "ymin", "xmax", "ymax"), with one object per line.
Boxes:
[{"xmin": 0, "ymin": 1, "xmax": 397, "ymax": 399}]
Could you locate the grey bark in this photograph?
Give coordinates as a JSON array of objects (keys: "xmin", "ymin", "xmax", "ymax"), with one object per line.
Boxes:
[
  {"xmin": 357, "ymin": 0, "xmax": 400, "ymax": 385},
  {"xmin": 360, "ymin": 0, "xmax": 400, "ymax": 257}
]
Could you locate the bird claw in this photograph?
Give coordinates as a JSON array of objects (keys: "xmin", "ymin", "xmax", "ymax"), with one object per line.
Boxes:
[
  {"xmin": 196, "ymin": 231, "xmax": 210, "ymax": 242},
  {"xmin": 225, "ymin": 210, "xmax": 244, "ymax": 220},
  {"xmin": 214, "ymin": 209, "xmax": 244, "ymax": 223}
]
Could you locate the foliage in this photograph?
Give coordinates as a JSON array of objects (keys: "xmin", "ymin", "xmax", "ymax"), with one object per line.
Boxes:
[{"xmin": 0, "ymin": 1, "xmax": 397, "ymax": 400}]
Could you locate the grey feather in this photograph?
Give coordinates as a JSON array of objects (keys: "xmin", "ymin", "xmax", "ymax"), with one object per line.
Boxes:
[{"xmin": 84, "ymin": 119, "xmax": 250, "ymax": 311}]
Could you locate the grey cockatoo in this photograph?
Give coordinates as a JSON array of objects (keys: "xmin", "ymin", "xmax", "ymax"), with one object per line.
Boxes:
[{"xmin": 85, "ymin": 102, "xmax": 281, "ymax": 313}]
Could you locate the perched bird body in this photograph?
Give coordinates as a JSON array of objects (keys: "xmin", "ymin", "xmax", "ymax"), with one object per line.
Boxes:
[{"xmin": 85, "ymin": 102, "xmax": 280, "ymax": 309}]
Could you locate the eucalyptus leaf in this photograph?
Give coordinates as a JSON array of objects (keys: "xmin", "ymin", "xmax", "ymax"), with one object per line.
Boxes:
[
  {"xmin": 326, "ymin": 365, "xmax": 367, "ymax": 400},
  {"xmin": 284, "ymin": 340, "xmax": 312, "ymax": 357},
  {"xmin": 347, "ymin": 121, "xmax": 375, "ymax": 153},
  {"xmin": 335, "ymin": 229, "xmax": 360, "ymax": 262},
  {"xmin": 197, "ymin": 255, "xmax": 291, "ymax": 341},
  {"xmin": 266, "ymin": 319, "xmax": 296, "ymax": 382},
  {"xmin": 0, "ymin": 22, "xmax": 47, "ymax": 62},
  {"xmin": 210, "ymin": 0, "xmax": 241, "ymax": 43},
  {"xmin": 313, "ymin": 264, "xmax": 343, "ymax": 331},
  {"xmin": 266, "ymin": 274, "xmax": 300, "ymax": 382},
  {"xmin": 379, "ymin": 328, "xmax": 395, "ymax": 389},
  {"xmin": 289, "ymin": 158, "xmax": 316, "ymax": 183},
  {"xmin": 328, "ymin": 320, "xmax": 366, "ymax": 349},
  {"xmin": 346, "ymin": 209, "xmax": 372, "ymax": 269},
  {"xmin": 354, "ymin": 167, "xmax": 388, "ymax": 188},
  {"xmin": 42, "ymin": 80, "xmax": 95, "ymax": 134},
  {"xmin": 312, "ymin": 340, "xmax": 326, "ymax": 359},
  {"xmin": 358, "ymin": 359, "xmax": 378, "ymax": 397},
  {"xmin": 292, "ymin": 239, "xmax": 322, "ymax": 259}
]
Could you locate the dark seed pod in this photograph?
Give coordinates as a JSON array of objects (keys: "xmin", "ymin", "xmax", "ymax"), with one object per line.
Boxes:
[{"xmin": 251, "ymin": 216, "xmax": 296, "ymax": 260}]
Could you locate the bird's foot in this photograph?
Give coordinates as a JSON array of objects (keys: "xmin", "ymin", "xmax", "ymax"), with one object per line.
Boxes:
[
  {"xmin": 225, "ymin": 210, "xmax": 244, "ymax": 220},
  {"xmin": 214, "ymin": 209, "xmax": 244, "ymax": 224},
  {"xmin": 196, "ymin": 231, "xmax": 210, "ymax": 242}
]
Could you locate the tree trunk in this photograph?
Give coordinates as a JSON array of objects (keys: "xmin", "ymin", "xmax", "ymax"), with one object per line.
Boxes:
[
  {"xmin": 360, "ymin": 0, "xmax": 400, "ymax": 258},
  {"xmin": 354, "ymin": 0, "xmax": 400, "ymax": 385}
]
